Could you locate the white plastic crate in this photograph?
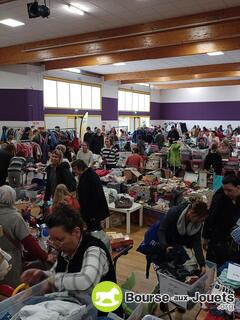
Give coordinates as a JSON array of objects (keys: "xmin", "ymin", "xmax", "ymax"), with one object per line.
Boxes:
[
  {"xmin": 0, "ymin": 280, "xmax": 97, "ymax": 320},
  {"xmin": 157, "ymin": 261, "xmax": 216, "ymax": 310}
]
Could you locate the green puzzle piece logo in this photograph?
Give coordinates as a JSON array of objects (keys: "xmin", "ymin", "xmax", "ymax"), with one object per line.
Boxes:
[{"xmin": 92, "ymin": 281, "xmax": 123, "ymax": 313}]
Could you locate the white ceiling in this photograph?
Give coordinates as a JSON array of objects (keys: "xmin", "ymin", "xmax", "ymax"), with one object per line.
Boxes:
[
  {"xmin": 0, "ymin": 0, "xmax": 239, "ymax": 47},
  {"xmin": 79, "ymin": 50, "xmax": 240, "ymax": 75}
]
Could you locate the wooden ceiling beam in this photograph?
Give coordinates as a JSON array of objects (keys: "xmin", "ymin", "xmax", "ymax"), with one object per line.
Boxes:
[
  {"xmin": 153, "ymin": 79, "xmax": 240, "ymax": 89},
  {"xmin": 1, "ymin": 19, "xmax": 240, "ymax": 65},
  {"xmin": 44, "ymin": 37, "xmax": 240, "ymax": 70},
  {"xmin": 105, "ymin": 62, "xmax": 240, "ymax": 81},
  {"xmin": 23, "ymin": 6, "xmax": 240, "ymax": 51},
  {"xmin": 120, "ymin": 71, "xmax": 240, "ymax": 84}
]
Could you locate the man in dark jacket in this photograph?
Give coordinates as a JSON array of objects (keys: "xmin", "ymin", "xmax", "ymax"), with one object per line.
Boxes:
[
  {"xmin": 158, "ymin": 200, "xmax": 209, "ymax": 273},
  {"xmin": 21, "ymin": 206, "xmax": 122, "ymax": 318},
  {"xmin": 167, "ymin": 126, "xmax": 179, "ymax": 144},
  {"xmin": 204, "ymin": 144, "xmax": 222, "ymax": 175},
  {"xmin": 83, "ymin": 126, "xmax": 94, "ymax": 146},
  {"xmin": 155, "ymin": 130, "xmax": 165, "ymax": 150},
  {"xmin": 203, "ymin": 174, "xmax": 240, "ymax": 267},
  {"xmin": 71, "ymin": 159, "xmax": 109, "ymax": 230},
  {"xmin": 90, "ymin": 128, "xmax": 104, "ymax": 155},
  {"xmin": 0, "ymin": 144, "xmax": 14, "ymax": 186}
]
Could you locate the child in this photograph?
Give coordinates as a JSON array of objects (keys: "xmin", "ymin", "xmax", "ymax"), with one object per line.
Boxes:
[{"xmin": 51, "ymin": 184, "xmax": 80, "ymax": 212}]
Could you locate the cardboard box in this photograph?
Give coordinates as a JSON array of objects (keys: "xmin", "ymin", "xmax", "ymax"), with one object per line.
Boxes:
[{"xmin": 124, "ymin": 169, "xmax": 142, "ymax": 183}]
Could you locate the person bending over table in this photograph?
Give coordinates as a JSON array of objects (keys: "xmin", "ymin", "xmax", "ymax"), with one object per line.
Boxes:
[
  {"xmin": 157, "ymin": 199, "xmax": 209, "ymax": 274},
  {"xmin": 21, "ymin": 205, "xmax": 122, "ymax": 318}
]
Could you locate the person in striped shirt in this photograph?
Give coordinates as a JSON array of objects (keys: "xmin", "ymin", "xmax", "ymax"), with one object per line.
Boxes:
[
  {"xmin": 8, "ymin": 156, "xmax": 26, "ymax": 188},
  {"xmin": 100, "ymin": 137, "xmax": 119, "ymax": 170}
]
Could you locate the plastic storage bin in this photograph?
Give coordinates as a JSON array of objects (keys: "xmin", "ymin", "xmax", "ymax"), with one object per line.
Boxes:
[
  {"xmin": 157, "ymin": 261, "xmax": 216, "ymax": 310},
  {"xmin": 0, "ymin": 280, "xmax": 97, "ymax": 320}
]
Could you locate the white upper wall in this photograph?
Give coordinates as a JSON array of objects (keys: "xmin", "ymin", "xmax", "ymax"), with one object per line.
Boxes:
[
  {"xmin": 0, "ymin": 65, "xmax": 43, "ymax": 90},
  {"xmin": 102, "ymin": 81, "xmax": 118, "ymax": 99},
  {"xmin": 160, "ymin": 85, "xmax": 240, "ymax": 102},
  {"xmin": 150, "ymin": 88, "xmax": 161, "ymax": 103}
]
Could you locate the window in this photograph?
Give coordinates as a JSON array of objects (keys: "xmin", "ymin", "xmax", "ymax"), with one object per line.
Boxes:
[
  {"xmin": 43, "ymin": 78, "xmax": 101, "ymax": 110},
  {"xmin": 57, "ymin": 81, "xmax": 70, "ymax": 108},
  {"xmin": 82, "ymin": 85, "xmax": 92, "ymax": 109},
  {"xmin": 70, "ymin": 83, "xmax": 81, "ymax": 109},
  {"xmin": 118, "ymin": 90, "xmax": 150, "ymax": 112},
  {"xmin": 92, "ymin": 86, "xmax": 101, "ymax": 110},
  {"xmin": 43, "ymin": 79, "xmax": 57, "ymax": 107},
  {"xmin": 118, "ymin": 90, "xmax": 125, "ymax": 111}
]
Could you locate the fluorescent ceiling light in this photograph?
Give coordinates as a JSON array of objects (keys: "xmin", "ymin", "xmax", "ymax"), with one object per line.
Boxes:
[
  {"xmin": 0, "ymin": 18, "xmax": 24, "ymax": 27},
  {"xmin": 207, "ymin": 51, "xmax": 224, "ymax": 56},
  {"xmin": 137, "ymin": 83, "xmax": 150, "ymax": 87},
  {"xmin": 63, "ymin": 68, "xmax": 81, "ymax": 73},
  {"xmin": 65, "ymin": 3, "xmax": 84, "ymax": 15},
  {"xmin": 113, "ymin": 62, "xmax": 126, "ymax": 66}
]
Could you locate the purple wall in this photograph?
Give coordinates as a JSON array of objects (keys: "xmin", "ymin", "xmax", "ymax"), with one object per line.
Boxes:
[
  {"xmin": 102, "ymin": 97, "xmax": 118, "ymax": 121},
  {"xmin": 150, "ymin": 102, "xmax": 161, "ymax": 120},
  {"xmin": 119, "ymin": 111, "xmax": 150, "ymax": 116},
  {"xmin": 160, "ymin": 101, "xmax": 240, "ymax": 120},
  {"xmin": 27, "ymin": 90, "xmax": 44, "ymax": 121},
  {"xmin": 0, "ymin": 89, "xmax": 44, "ymax": 121}
]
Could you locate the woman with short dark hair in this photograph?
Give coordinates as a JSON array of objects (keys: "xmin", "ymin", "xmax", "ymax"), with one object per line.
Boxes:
[{"xmin": 158, "ymin": 199, "xmax": 209, "ymax": 274}]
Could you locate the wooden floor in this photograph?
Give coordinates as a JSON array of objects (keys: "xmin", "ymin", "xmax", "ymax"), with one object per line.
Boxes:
[{"xmin": 106, "ymin": 224, "xmax": 207, "ymax": 320}]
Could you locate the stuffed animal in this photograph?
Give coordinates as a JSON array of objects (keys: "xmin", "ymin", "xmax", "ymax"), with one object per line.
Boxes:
[{"xmin": 0, "ymin": 248, "xmax": 12, "ymax": 280}]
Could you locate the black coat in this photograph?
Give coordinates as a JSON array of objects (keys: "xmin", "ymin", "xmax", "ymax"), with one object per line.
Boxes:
[
  {"xmin": 167, "ymin": 129, "xmax": 179, "ymax": 142},
  {"xmin": 90, "ymin": 134, "xmax": 104, "ymax": 155},
  {"xmin": 77, "ymin": 168, "xmax": 109, "ymax": 225},
  {"xmin": 83, "ymin": 131, "xmax": 94, "ymax": 146},
  {"xmin": 0, "ymin": 150, "xmax": 12, "ymax": 186},
  {"xmin": 158, "ymin": 202, "xmax": 205, "ymax": 267},
  {"xmin": 204, "ymin": 152, "xmax": 222, "ymax": 175},
  {"xmin": 202, "ymin": 188, "xmax": 240, "ymax": 242},
  {"xmin": 44, "ymin": 162, "xmax": 76, "ymax": 200}
]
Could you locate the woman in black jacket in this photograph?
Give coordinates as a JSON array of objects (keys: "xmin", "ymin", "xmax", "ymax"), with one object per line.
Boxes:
[
  {"xmin": 158, "ymin": 199, "xmax": 209, "ymax": 274},
  {"xmin": 44, "ymin": 149, "xmax": 76, "ymax": 201},
  {"xmin": 71, "ymin": 159, "xmax": 109, "ymax": 231}
]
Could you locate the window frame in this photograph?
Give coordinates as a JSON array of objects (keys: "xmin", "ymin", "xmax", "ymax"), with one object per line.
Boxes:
[
  {"xmin": 43, "ymin": 77, "xmax": 102, "ymax": 110},
  {"xmin": 118, "ymin": 89, "xmax": 150, "ymax": 112}
]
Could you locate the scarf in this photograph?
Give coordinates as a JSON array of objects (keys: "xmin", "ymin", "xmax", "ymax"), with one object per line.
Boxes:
[{"xmin": 177, "ymin": 205, "xmax": 202, "ymax": 236}]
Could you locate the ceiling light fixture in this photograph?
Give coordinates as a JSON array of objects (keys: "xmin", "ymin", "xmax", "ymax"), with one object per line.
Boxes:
[
  {"xmin": 0, "ymin": 18, "xmax": 24, "ymax": 27},
  {"xmin": 137, "ymin": 83, "xmax": 150, "ymax": 87},
  {"xmin": 113, "ymin": 62, "xmax": 126, "ymax": 66},
  {"xmin": 65, "ymin": 3, "xmax": 84, "ymax": 15},
  {"xmin": 63, "ymin": 68, "xmax": 81, "ymax": 73},
  {"xmin": 207, "ymin": 51, "xmax": 224, "ymax": 56}
]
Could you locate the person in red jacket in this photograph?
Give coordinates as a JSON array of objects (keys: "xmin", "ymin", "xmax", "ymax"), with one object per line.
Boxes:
[
  {"xmin": 0, "ymin": 186, "xmax": 51, "ymax": 288},
  {"xmin": 125, "ymin": 147, "xmax": 143, "ymax": 171}
]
